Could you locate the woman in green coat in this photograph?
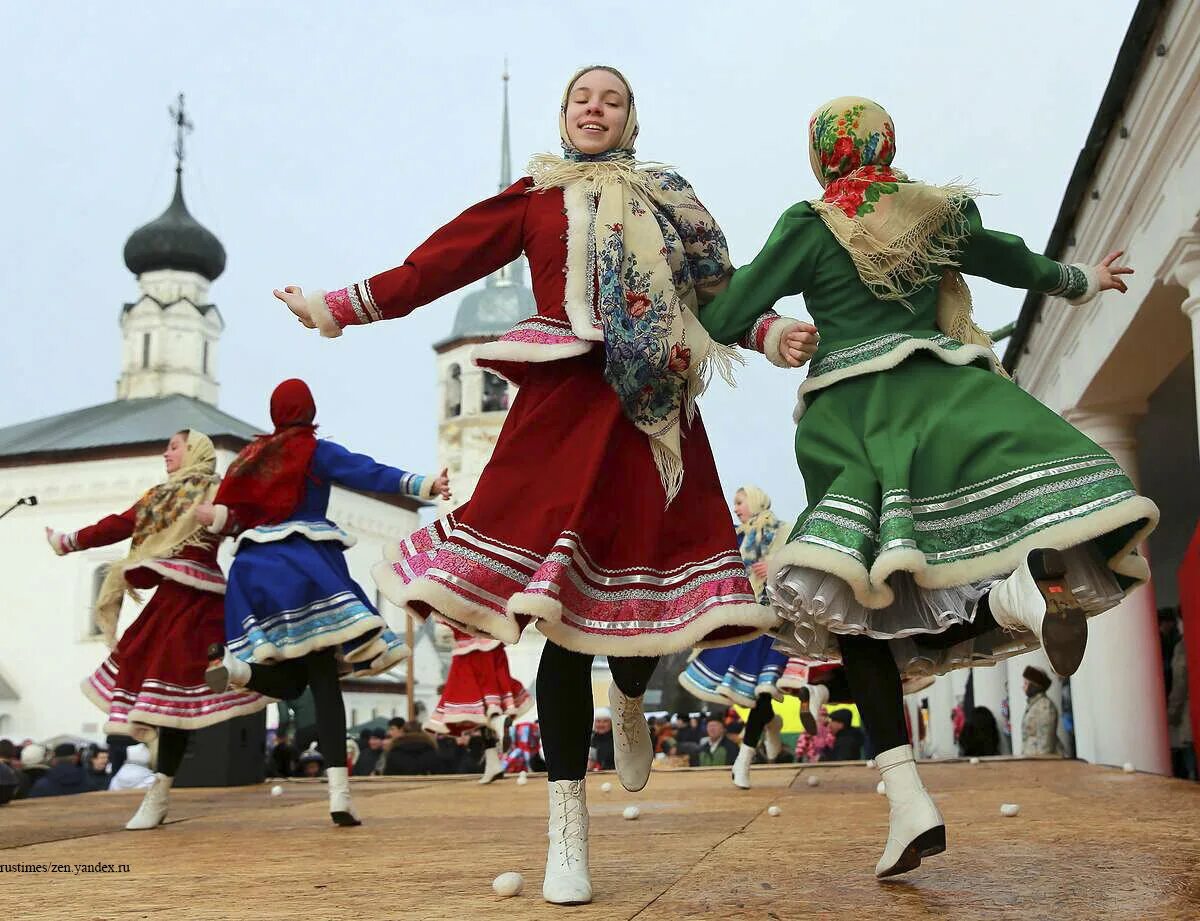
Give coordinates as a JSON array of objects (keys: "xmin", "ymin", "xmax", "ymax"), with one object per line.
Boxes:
[{"xmin": 701, "ymin": 97, "xmax": 1159, "ymax": 879}]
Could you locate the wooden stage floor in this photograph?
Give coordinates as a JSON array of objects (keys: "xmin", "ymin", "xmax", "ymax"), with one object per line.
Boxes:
[{"xmin": 3, "ymin": 758, "xmax": 1199, "ymax": 920}]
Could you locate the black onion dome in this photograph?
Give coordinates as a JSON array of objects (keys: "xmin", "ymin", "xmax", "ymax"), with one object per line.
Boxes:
[{"xmin": 123, "ymin": 171, "xmax": 226, "ymax": 281}]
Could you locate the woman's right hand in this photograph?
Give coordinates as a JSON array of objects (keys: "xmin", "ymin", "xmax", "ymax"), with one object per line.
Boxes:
[
  {"xmin": 1095, "ymin": 251, "xmax": 1134, "ymax": 294},
  {"xmin": 274, "ymin": 285, "xmax": 317, "ymax": 328},
  {"xmin": 194, "ymin": 503, "xmax": 217, "ymax": 527},
  {"xmin": 751, "ymin": 561, "xmax": 769, "ymax": 580}
]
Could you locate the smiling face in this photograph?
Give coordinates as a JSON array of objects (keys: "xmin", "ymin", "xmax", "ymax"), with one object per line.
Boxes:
[
  {"xmin": 163, "ymin": 432, "xmax": 188, "ymax": 474},
  {"xmin": 733, "ymin": 490, "xmax": 750, "ymax": 523},
  {"xmin": 564, "ymin": 68, "xmax": 630, "ymax": 155}
]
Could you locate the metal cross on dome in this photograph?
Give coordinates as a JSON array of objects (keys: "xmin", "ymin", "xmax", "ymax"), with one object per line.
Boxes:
[{"xmin": 169, "ymin": 92, "xmax": 193, "ymax": 173}]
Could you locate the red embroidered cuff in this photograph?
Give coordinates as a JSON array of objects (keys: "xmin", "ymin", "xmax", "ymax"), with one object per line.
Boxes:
[{"xmin": 738, "ymin": 311, "xmax": 782, "ymax": 353}]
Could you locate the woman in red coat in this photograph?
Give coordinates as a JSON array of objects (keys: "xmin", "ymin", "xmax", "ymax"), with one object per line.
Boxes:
[
  {"xmin": 276, "ymin": 65, "xmax": 818, "ymax": 905},
  {"xmin": 46, "ymin": 430, "xmax": 266, "ymax": 830}
]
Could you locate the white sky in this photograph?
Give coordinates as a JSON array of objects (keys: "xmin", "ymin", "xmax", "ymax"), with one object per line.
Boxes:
[{"xmin": 3, "ymin": 0, "xmax": 1138, "ymax": 518}]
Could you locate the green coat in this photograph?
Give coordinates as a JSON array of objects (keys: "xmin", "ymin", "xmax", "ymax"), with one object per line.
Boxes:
[{"xmin": 698, "ymin": 201, "xmax": 1157, "ymax": 676}]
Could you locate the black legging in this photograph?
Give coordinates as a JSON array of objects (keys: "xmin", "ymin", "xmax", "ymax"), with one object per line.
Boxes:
[
  {"xmin": 244, "ymin": 649, "xmax": 347, "ymax": 767},
  {"xmin": 742, "ymin": 693, "xmax": 775, "ymax": 750},
  {"xmin": 538, "ymin": 640, "xmax": 658, "ymax": 781},
  {"xmin": 156, "ymin": 727, "xmax": 190, "ymax": 778},
  {"xmin": 836, "ymin": 633, "xmax": 908, "ymax": 755}
]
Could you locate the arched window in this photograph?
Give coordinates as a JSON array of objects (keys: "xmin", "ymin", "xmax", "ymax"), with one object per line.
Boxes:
[
  {"xmin": 482, "ymin": 372, "xmax": 509, "ymax": 412},
  {"xmin": 445, "ymin": 365, "xmax": 462, "ymax": 419}
]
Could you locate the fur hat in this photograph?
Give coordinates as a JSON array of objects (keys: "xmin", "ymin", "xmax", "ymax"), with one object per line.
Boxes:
[
  {"xmin": 1023, "ymin": 666, "xmax": 1052, "ymax": 691},
  {"xmin": 20, "ymin": 743, "xmax": 48, "ymax": 768}
]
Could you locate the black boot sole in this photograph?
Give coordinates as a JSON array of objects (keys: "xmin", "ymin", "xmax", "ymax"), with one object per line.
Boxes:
[
  {"xmin": 331, "ymin": 811, "xmax": 362, "ymax": 827},
  {"xmin": 876, "ymin": 824, "xmax": 946, "ymax": 879},
  {"xmin": 798, "ymin": 686, "xmax": 817, "ymax": 735},
  {"xmin": 1029, "ymin": 549, "xmax": 1088, "ymax": 677},
  {"xmin": 204, "ymin": 642, "xmax": 230, "ymax": 693}
]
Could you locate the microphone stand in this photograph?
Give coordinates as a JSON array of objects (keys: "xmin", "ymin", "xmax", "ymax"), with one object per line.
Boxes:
[{"xmin": 0, "ymin": 496, "xmax": 38, "ymax": 521}]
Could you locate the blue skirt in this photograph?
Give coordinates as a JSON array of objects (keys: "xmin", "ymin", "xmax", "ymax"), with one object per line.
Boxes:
[
  {"xmin": 225, "ymin": 535, "xmax": 407, "ymax": 676},
  {"xmin": 678, "ymin": 634, "xmax": 787, "ymax": 708}
]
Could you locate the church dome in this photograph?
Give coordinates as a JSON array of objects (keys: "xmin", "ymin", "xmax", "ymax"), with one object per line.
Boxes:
[
  {"xmin": 440, "ymin": 268, "xmax": 536, "ymax": 344},
  {"xmin": 124, "ymin": 171, "xmax": 226, "ymax": 281}
]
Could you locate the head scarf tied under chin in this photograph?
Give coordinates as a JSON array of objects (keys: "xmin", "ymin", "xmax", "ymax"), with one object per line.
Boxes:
[
  {"xmin": 94, "ymin": 430, "xmax": 220, "ymax": 646},
  {"xmin": 808, "ymin": 96, "xmax": 1003, "ymax": 372},
  {"xmin": 735, "ymin": 486, "xmax": 790, "ymax": 600},
  {"xmin": 526, "ymin": 65, "xmax": 740, "ymax": 504},
  {"xmin": 214, "ymin": 378, "xmax": 319, "ymax": 530}
]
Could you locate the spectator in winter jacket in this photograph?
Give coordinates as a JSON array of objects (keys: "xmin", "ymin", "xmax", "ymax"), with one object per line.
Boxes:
[
  {"xmin": 383, "ymin": 726, "xmax": 442, "ymax": 775},
  {"xmin": 691, "ymin": 718, "xmax": 739, "ymax": 767},
  {"xmin": 1021, "ymin": 666, "xmax": 1062, "ymax": 756},
  {"xmin": 29, "ymin": 744, "xmax": 106, "ymax": 798},
  {"xmin": 821, "ymin": 710, "xmax": 866, "ymax": 762}
]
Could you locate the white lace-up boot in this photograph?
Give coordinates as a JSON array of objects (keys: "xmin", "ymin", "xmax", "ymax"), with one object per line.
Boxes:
[
  {"xmin": 543, "ymin": 779, "xmax": 592, "ymax": 905},
  {"xmin": 326, "ymin": 766, "xmax": 362, "ymax": 827},
  {"xmin": 988, "ymin": 549, "xmax": 1088, "ymax": 676},
  {"xmin": 125, "ymin": 773, "xmax": 173, "ymax": 830},
  {"xmin": 763, "ymin": 714, "xmax": 783, "ymax": 760},
  {"xmin": 480, "ymin": 713, "xmax": 507, "ymax": 784},
  {"xmin": 608, "ymin": 683, "xmax": 653, "ymax": 792},
  {"xmin": 731, "ymin": 744, "xmax": 755, "ymax": 789}
]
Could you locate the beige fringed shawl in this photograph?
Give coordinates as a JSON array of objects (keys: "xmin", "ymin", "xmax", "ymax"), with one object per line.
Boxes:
[
  {"xmin": 808, "ymin": 96, "xmax": 1006, "ymax": 376},
  {"xmin": 527, "ymin": 65, "xmax": 741, "ymax": 505},
  {"xmin": 93, "ymin": 431, "xmax": 220, "ymax": 646}
]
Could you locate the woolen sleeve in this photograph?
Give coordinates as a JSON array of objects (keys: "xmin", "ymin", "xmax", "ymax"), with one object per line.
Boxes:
[
  {"xmin": 63, "ymin": 504, "xmax": 139, "ymax": 552},
  {"xmin": 312, "ymin": 440, "xmax": 435, "ymax": 500},
  {"xmin": 956, "ymin": 200, "xmax": 1099, "ymax": 305},
  {"xmin": 309, "ymin": 179, "xmax": 532, "ymax": 336}
]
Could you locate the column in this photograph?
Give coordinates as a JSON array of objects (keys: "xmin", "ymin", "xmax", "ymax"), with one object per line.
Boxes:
[
  {"xmin": 925, "ymin": 675, "xmax": 958, "ymax": 759},
  {"xmin": 1167, "ymin": 237, "xmax": 1200, "ymax": 458},
  {"xmin": 1060, "ymin": 408, "xmax": 1170, "ymax": 774}
]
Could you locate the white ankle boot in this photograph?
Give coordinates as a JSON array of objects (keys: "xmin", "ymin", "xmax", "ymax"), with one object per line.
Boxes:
[
  {"xmin": 479, "ymin": 747, "xmax": 505, "ymax": 784},
  {"xmin": 543, "ymin": 779, "xmax": 592, "ymax": 905},
  {"xmin": 799, "ymin": 684, "xmax": 829, "ymax": 734},
  {"xmin": 326, "ymin": 766, "xmax": 361, "ymax": 827},
  {"xmin": 988, "ymin": 549, "xmax": 1087, "ymax": 677},
  {"xmin": 125, "ymin": 773, "xmax": 173, "ymax": 830},
  {"xmin": 204, "ymin": 643, "xmax": 251, "ymax": 693},
  {"xmin": 763, "ymin": 714, "xmax": 783, "ymax": 760},
  {"xmin": 874, "ymin": 744, "xmax": 945, "ymax": 878},
  {"xmin": 608, "ymin": 683, "xmax": 652, "ymax": 793},
  {"xmin": 731, "ymin": 743, "xmax": 755, "ymax": 789}
]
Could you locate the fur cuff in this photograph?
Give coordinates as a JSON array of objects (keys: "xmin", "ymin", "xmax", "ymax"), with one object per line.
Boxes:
[
  {"xmin": 1067, "ymin": 264, "xmax": 1101, "ymax": 306},
  {"xmin": 765, "ymin": 317, "xmax": 807, "ymax": 369},
  {"xmin": 418, "ymin": 474, "xmax": 437, "ymax": 501},
  {"xmin": 46, "ymin": 529, "xmax": 70, "ymax": 555},
  {"xmin": 306, "ymin": 290, "xmax": 343, "ymax": 339},
  {"xmin": 206, "ymin": 504, "xmax": 229, "ymax": 535}
]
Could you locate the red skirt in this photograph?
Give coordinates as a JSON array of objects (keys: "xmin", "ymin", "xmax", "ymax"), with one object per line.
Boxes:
[
  {"xmin": 83, "ymin": 579, "xmax": 268, "ymax": 741},
  {"xmin": 423, "ymin": 637, "xmax": 532, "ymax": 735},
  {"xmin": 374, "ymin": 351, "xmax": 772, "ymax": 656}
]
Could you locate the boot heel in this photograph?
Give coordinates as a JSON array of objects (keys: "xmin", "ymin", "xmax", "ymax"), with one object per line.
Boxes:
[
  {"xmin": 204, "ymin": 643, "xmax": 230, "ymax": 693},
  {"xmin": 798, "ymin": 686, "xmax": 817, "ymax": 735},
  {"xmin": 1029, "ymin": 550, "xmax": 1088, "ymax": 677},
  {"xmin": 331, "ymin": 810, "xmax": 362, "ymax": 827},
  {"xmin": 914, "ymin": 824, "xmax": 946, "ymax": 858}
]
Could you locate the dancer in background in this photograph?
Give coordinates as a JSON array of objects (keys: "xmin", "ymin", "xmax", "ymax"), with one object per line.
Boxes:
[
  {"xmin": 201, "ymin": 379, "xmax": 448, "ymax": 827},
  {"xmin": 46, "ymin": 429, "xmax": 267, "ymax": 830}
]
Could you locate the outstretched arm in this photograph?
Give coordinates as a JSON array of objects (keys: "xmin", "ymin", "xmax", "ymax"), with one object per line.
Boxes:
[
  {"xmin": 700, "ymin": 202, "xmax": 821, "ymax": 368},
  {"xmin": 46, "ymin": 505, "xmax": 138, "ymax": 555},
  {"xmin": 312, "ymin": 440, "xmax": 449, "ymax": 501},
  {"xmin": 957, "ymin": 200, "xmax": 1132, "ymax": 304},
  {"xmin": 278, "ymin": 179, "xmax": 532, "ymax": 337}
]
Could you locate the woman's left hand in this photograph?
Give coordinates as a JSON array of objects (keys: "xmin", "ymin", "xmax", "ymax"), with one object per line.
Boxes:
[
  {"xmin": 432, "ymin": 468, "xmax": 452, "ymax": 501},
  {"xmin": 194, "ymin": 503, "xmax": 216, "ymax": 527},
  {"xmin": 751, "ymin": 561, "xmax": 769, "ymax": 580},
  {"xmin": 780, "ymin": 323, "xmax": 820, "ymax": 368},
  {"xmin": 1095, "ymin": 251, "xmax": 1134, "ymax": 294}
]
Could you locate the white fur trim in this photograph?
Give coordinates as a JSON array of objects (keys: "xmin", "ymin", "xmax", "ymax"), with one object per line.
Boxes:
[
  {"xmin": 561, "ymin": 184, "xmax": 606, "ymax": 343},
  {"xmin": 81, "ymin": 678, "xmax": 273, "ymax": 734},
  {"xmin": 242, "ymin": 611, "xmax": 393, "ymax": 665},
  {"xmin": 473, "ymin": 339, "xmax": 593, "ymax": 375},
  {"xmin": 765, "ymin": 317, "xmax": 806, "ymax": 369},
  {"xmin": 233, "ymin": 521, "xmax": 355, "ymax": 553},
  {"xmin": 206, "ymin": 504, "xmax": 229, "ymax": 535},
  {"xmin": 767, "ymin": 493, "xmax": 1158, "ymax": 612},
  {"xmin": 47, "ymin": 529, "xmax": 69, "ymax": 555},
  {"xmin": 418, "ymin": 474, "xmax": 437, "ymax": 501},
  {"xmin": 138, "ymin": 560, "xmax": 227, "ymax": 595},
  {"xmin": 1067, "ymin": 264, "xmax": 1101, "ymax": 306},
  {"xmin": 794, "ymin": 340, "xmax": 996, "ymax": 422},
  {"xmin": 677, "ymin": 669, "xmax": 747, "ymax": 707},
  {"xmin": 306, "ymin": 289, "xmax": 343, "ymax": 339}
]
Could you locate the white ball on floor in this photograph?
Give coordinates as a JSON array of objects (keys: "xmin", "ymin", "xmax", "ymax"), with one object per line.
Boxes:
[
  {"xmin": 601, "ymin": 781, "xmax": 613, "ymax": 793},
  {"xmin": 767, "ymin": 805, "xmax": 782, "ymax": 817},
  {"xmin": 492, "ymin": 872, "xmax": 524, "ymax": 897},
  {"xmin": 623, "ymin": 805, "xmax": 640, "ymax": 820},
  {"xmin": 969, "ymin": 757, "xmax": 981, "ymax": 765},
  {"xmin": 866, "ymin": 759, "xmax": 877, "ymax": 769},
  {"xmin": 515, "ymin": 773, "xmax": 528, "ymax": 786},
  {"xmin": 1122, "ymin": 762, "xmax": 1136, "ymax": 774},
  {"xmin": 270, "ymin": 785, "xmax": 283, "ymax": 797},
  {"xmin": 1000, "ymin": 803, "xmax": 1020, "ymax": 817},
  {"xmin": 806, "ymin": 775, "xmax": 820, "ymax": 787},
  {"xmin": 876, "ymin": 781, "xmax": 886, "ymax": 795}
]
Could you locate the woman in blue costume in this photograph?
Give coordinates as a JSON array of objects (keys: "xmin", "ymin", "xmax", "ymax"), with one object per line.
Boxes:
[{"xmin": 199, "ymin": 378, "xmax": 449, "ymax": 826}]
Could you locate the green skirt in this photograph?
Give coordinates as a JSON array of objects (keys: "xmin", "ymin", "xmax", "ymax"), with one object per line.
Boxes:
[{"xmin": 769, "ymin": 355, "xmax": 1158, "ymax": 677}]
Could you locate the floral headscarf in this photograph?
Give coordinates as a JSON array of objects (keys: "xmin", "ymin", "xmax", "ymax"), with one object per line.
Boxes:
[
  {"xmin": 94, "ymin": 430, "xmax": 220, "ymax": 646},
  {"xmin": 526, "ymin": 65, "xmax": 740, "ymax": 504},
  {"xmin": 808, "ymin": 97, "xmax": 1003, "ymax": 372}
]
